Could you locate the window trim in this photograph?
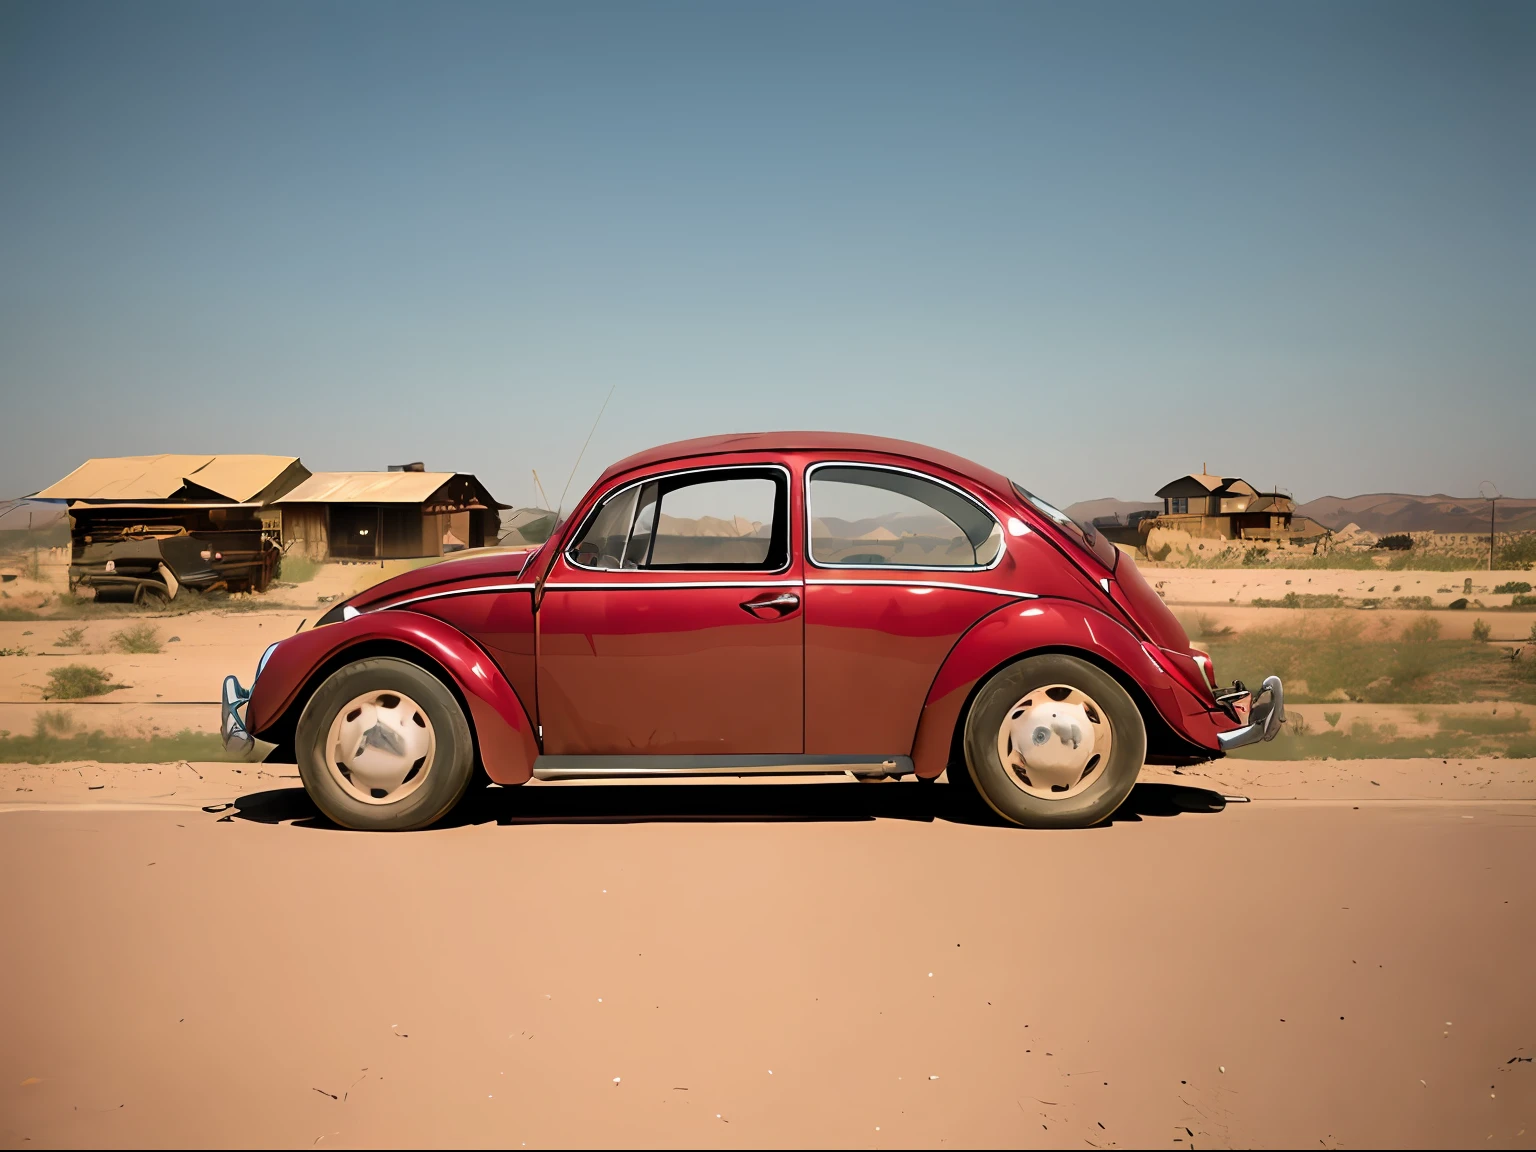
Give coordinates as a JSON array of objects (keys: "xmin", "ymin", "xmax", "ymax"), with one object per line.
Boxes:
[
  {"xmin": 804, "ymin": 460, "xmax": 1006, "ymax": 573},
  {"xmin": 564, "ymin": 463, "xmax": 794, "ymax": 576}
]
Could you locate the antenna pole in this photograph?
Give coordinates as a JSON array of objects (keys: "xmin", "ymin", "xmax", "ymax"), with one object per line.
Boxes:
[
  {"xmin": 532, "ymin": 469, "xmax": 551, "ymax": 510},
  {"xmin": 555, "ymin": 385, "xmax": 616, "ymax": 524}
]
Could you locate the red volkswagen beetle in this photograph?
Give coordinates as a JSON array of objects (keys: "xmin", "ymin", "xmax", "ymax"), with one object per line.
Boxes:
[{"xmin": 222, "ymin": 433, "xmax": 1282, "ymax": 831}]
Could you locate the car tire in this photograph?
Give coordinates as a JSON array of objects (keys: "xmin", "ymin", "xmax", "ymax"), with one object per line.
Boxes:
[
  {"xmin": 960, "ymin": 654, "xmax": 1146, "ymax": 828},
  {"xmin": 295, "ymin": 657, "xmax": 475, "ymax": 831}
]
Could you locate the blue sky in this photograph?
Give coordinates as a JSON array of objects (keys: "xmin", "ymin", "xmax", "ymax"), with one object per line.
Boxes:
[{"xmin": 0, "ymin": 0, "xmax": 1530, "ymax": 509}]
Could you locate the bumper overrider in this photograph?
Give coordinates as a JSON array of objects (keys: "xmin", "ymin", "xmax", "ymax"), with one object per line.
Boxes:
[
  {"xmin": 220, "ymin": 642, "xmax": 278, "ymax": 758},
  {"xmin": 221, "ymin": 674, "xmax": 254, "ymax": 757},
  {"xmin": 1214, "ymin": 675, "xmax": 1285, "ymax": 751}
]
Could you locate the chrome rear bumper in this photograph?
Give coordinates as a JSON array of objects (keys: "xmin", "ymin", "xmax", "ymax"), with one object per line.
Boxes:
[
  {"xmin": 221, "ymin": 675, "xmax": 254, "ymax": 757},
  {"xmin": 1215, "ymin": 675, "xmax": 1285, "ymax": 751}
]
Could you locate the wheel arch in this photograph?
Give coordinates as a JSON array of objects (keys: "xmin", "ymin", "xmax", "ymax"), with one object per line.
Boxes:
[
  {"xmin": 248, "ymin": 613, "xmax": 538, "ymax": 786},
  {"xmin": 910, "ymin": 599, "xmax": 1221, "ymax": 779},
  {"xmin": 256, "ymin": 640, "xmax": 475, "ymax": 766}
]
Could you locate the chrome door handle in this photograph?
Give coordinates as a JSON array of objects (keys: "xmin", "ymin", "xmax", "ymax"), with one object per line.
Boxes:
[{"xmin": 740, "ymin": 592, "xmax": 800, "ymax": 617}]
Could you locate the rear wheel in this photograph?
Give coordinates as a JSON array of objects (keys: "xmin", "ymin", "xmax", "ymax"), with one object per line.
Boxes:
[
  {"xmin": 296, "ymin": 657, "xmax": 474, "ymax": 831},
  {"xmin": 134, "ymin": 581, "xmax": 170, "ymax": 609},
  {"xmin": 960, "ymin": 654, "xmax": 1145, "ymax": 828}
]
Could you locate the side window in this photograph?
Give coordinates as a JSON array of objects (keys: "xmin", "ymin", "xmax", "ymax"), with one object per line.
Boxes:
[
  {"xmin": 568, "ymin": 468, "xmax": 788, "ymax": 571},
  {"xmin": 808, "ymin": 465, "xmax": 1003, "ymax": 568}
]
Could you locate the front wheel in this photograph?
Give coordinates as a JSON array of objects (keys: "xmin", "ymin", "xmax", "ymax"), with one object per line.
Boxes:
[
  {"xmin": 960, "ymin": 654, "xmax": 1146, "ymax": 828},
  {"xmin": 295, "ymin": 657, "xmax": 474, "ymax": 831}
]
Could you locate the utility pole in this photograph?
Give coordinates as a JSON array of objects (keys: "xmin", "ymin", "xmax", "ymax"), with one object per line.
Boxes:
[{"xmin": 1481, "ymin": 481, "xmax": 1502, "ymax": 572}]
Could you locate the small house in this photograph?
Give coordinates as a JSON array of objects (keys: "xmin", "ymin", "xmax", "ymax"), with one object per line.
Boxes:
[
  {"xmin": 1148, "ymin": 470, "xmax": 1326, "ymax": 543},
  {"xmin": 274, "ymin": 467, "xmax": 506, "ymax": 562}
]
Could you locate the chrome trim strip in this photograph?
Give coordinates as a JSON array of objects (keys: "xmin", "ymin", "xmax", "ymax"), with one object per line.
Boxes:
[
  {"xmin": 381, "ymin": 575, "xmax": 1024, "ymax": 604},
  {"xmin": 805, "ymin": 578, "xmax": 1033, "ymax": 599},
  {"xmin": 381, "ymin": 583, "xmax": 534, "ymax": 609},
  {"xmin": 804, "ymin": 460, "xmax": 1007, "ymax": 573},
  {"xmin": 564, "ymin": 462, "xmax": 794, "ymax": 577},
  {"xmin": 532, "ymin": 754, "xmax": 914, "ymax": 780},
  {"xmin": 544, "ymin": 579, "xmax": 803, "ymax": 591}
]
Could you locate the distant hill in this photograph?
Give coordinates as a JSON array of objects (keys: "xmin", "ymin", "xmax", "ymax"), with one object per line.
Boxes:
[
  {"xmin": 0, "ymin": 498, "xmax": 67, "ymax": 532},
  {"xmin": 1297, "ymin": 494, "xmax": 1536, "ymax": 534},
  {"xmin": 1064, "ymin": 498, "xmax": 1161, "ymax": 526}
]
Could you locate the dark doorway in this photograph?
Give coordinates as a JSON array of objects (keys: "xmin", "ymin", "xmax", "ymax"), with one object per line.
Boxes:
[{"xmin": 328, "ymin": 505, "xmax": 380, "ymax": 560}]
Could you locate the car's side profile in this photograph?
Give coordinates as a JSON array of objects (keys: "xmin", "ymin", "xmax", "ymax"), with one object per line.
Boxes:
[{"xmin": 224, "ymin": 432, "xmax": 1283, "ymax": 830}]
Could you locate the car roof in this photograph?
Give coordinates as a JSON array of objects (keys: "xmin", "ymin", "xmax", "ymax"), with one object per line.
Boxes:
[{"xmin": 597, "ymin": 431, "xmax": 1015, "ymax": 496}]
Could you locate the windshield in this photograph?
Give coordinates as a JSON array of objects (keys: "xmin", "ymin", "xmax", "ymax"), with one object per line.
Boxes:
[{"xmin": 1011, "ymin": 482, "xmax": 1118, "ymax": 570}]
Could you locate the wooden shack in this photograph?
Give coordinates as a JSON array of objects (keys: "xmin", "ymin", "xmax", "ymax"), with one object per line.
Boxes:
[
  {"xmin": 274, "ymin": 470, "xmax": 506, "ymax": 562},
  {"xmin": 32, "ymin": 454, "xmax": 310, "ymax": 595}
]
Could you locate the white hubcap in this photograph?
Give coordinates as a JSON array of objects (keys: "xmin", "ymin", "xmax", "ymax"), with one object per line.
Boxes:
[
  {"xmin": 996, "ymin": 684, "xmax": 1112, "ymax": 800},
  {"xmin": 324, "ymin": 689, "xmax": 436, "ymax": 805}
]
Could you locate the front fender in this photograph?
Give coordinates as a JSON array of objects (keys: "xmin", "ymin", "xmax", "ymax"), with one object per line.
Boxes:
[
  {"xmin": 246, "ymin": 610, "xmax": 539, "ymax": 786},
  {"xmin": 909, "ymin": 597, "xmax": 1220, "ymax": 778}
]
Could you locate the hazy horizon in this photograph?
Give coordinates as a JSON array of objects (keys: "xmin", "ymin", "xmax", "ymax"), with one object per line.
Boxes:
[{"xmin": 1, "ymin": 1, "xmax": 1531, "ymax": 509}]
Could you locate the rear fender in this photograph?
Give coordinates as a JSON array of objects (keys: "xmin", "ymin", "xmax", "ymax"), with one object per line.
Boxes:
[
  {"xmin": 245, "ymin": 610, "xmax": 538, "ymax": 786},
  {"xmin": 910, "ymin": 598, "xmax": 1220, "ymax": 778}
]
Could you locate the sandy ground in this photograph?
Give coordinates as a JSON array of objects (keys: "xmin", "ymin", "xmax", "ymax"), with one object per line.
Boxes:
[
  {"xmin": 3, "ymin": 562, "xmax": 1535, "ymax": 1147},
  {"xmin": 2, "ymin": 779, "xmax": 1533, "ymax": 1149},
  {"xmin": 1145, "ymin": 565, "xmax": 1534, "ymax": 610},
  {"xmin": 1149, "ymin": 567, "xmax": 1536, "ymax": 644}
]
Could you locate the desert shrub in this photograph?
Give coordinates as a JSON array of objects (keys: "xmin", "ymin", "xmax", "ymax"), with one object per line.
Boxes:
[
  {"xmin": 1288, "ymin": 551, "xmax": 1379, "ymax": 570},
  {"xmin": 1471, "ymin": 618, "xmax": 1492, "ymax": 643},
  {"xmin": 1252, "ymin": 592, "xmax": 1345, "ymax": 609},
  {"xmin": 32, "ymin": 709, "xmax": 76, "ymax": 737},
  {"xmin": 1186, "ymin": 613, "xmax": 1234, "ymax": 639},
  {"xmin": 1498, "ymin": 536, "xmax": 1536, "ymax": 570},
  {"xmin": 1439, "ymin": 713, "xmax": 1531, "ymax": 736},
  {"xmin": 44, "ymin": 664, "xmax": 122, "ymax": 699},
  {"xmin": 54, "ymin": 625, "xmax": 85, "ymax": 647},
  {"xmin": 1199, "ymin": 613, "xmax": 1527, "ymax": 704},
  {"xmin": 1386, "ymin": 552, "xmax": 1482, "ymax": 571},
  {"xmin": 0, "ymin": 644, "xmax": 29, "ymax": 656},
  {"xmin": 110, "ymin": 622, "xmax": 160, "ymax": 654},
  {"xmin": 1494, "ymin": 581, "xmax": 1533, "ymax": 595},
  {"xmin": 1390, "ymin": 616, "xmax": 1443, "ymax": 685},
  {"xmin": 1324, "ymin": 711, "xmax": 1342, "ymax": 728},
  {"xmin": 1513, "ymin": 594, "xmax": 1536, "ymax": 608},
  {"xmin": 278, "ymin": 554, "xmax": 320, "ymax": 584},
  {"xmin": 0, "ymin": 726, "xmax": 233, "ymax": 765}
]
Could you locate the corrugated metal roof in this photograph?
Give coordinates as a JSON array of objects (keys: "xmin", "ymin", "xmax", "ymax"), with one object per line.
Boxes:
[
  {"xmin": 32, "ymin": 455, "xmax": 299, "ymax": 502},
  {"xmin": 182, "ymin": 455, "xmax": 302, "ymax": 502},
  {"xmin": 275, "ymin": 472, "xmax": 458, "ymax": 504},
  {"xmin": 68, "ymin": 501, "xmax": 263, "ymax": 511}
]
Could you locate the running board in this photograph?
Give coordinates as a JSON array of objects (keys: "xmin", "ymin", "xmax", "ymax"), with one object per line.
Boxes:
[{"xmin": 531, "ymin": 754, "xmax": 914, "ymax": 781}]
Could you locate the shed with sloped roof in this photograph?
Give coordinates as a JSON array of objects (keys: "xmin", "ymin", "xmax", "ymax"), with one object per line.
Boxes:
[
  {"xmin": 30, "ymin": 454, "xmax": 312, "ymax": 598},
  {"xmin": 273, "ymin": 468, "xmax": 506, "ymax": 561}
]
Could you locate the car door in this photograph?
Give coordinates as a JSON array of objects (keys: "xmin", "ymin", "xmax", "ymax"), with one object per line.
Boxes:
[
  {"xmin": 803, "ymin": 460, "xmax": 1021, "ymax": 755},
  {"xmin": 536, "ymin": 463, "xmax": 804, "ymax": 756}
]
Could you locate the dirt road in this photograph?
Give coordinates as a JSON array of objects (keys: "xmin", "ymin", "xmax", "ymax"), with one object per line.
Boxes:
[{"xmin": 2, "ymin": 779, "xmax": 1533, "ymax": 1149}]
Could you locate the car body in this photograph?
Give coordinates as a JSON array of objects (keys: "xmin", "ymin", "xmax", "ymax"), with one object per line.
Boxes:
[{"xmin": 223, "ymin": 433, "xmax": 1283, "ymax": 830}]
